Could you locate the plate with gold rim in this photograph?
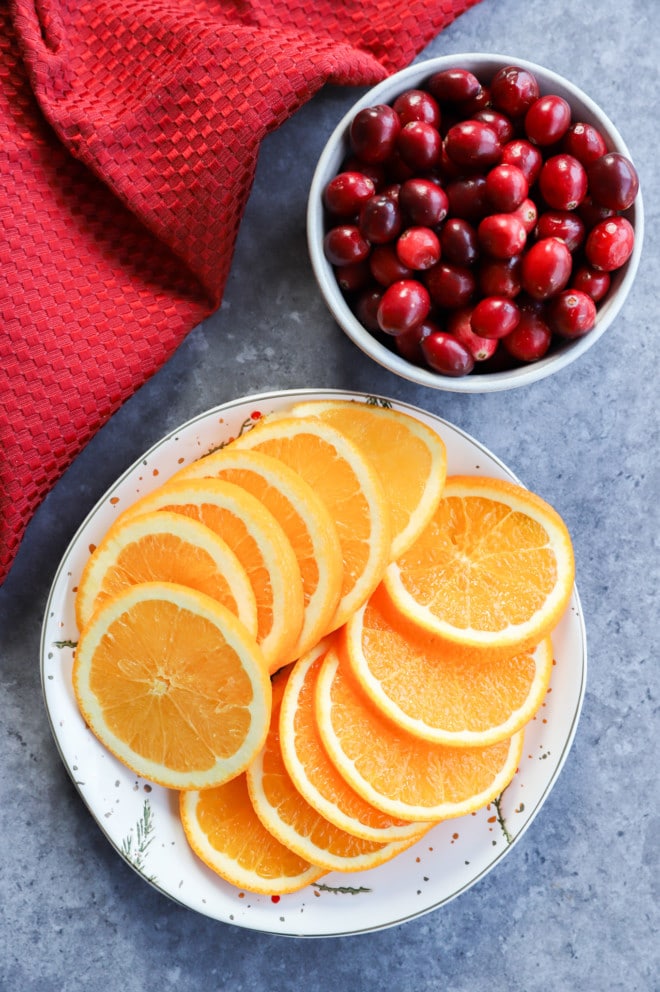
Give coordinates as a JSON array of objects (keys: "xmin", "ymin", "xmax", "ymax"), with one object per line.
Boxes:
[{"xmin": 40, "ymin": 388, "xmax": 586, "ymax": 937}]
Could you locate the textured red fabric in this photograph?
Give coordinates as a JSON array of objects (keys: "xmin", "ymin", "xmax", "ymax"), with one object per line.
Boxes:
[{"xmin": 0, "ymin": 0, "xmax": 481, "ymax": 584}]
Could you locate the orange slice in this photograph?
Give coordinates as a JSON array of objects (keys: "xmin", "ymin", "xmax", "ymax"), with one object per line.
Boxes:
[
  {"xmin": 231, "ymin": 415, "xmax": 392, "ymax": 631},
  {"xmin": 289, "ymin": 399, "xmax": 447, "ymax": 559},
  {"xmin": 116, "ymin": 478, "xmax": 304, "ymax": 673},
  {"xmin": 180, "ymin": 775, "xmax": 325, "ymax": 895},
  {"xmin": 279, "ymin": 638, "xmax": 429, "ymax": 842},
  {"xmin": 246, "ymin": 667, "xmax": 424, "ymax": 873},
  {"xmin": 75, "ymin": 510, "xmax": 258, "ymax": 636},
  {"xmin": 315, "ymin": 645, "xmax": 524, "ymax": 822},
  {"xmin": 343, "ymin": 584, "xmax": 554, "ymax": 747},
  {"xmin": 73, "ymin": 581, "xmax": 271, "ymax": 790},
  {"xmin": 171, "ymin": 448, "xmax": 343, "ymax": 658},
  {"xmin": 383, "ymin": 475, "xmax": 575, "ymax": 662}
]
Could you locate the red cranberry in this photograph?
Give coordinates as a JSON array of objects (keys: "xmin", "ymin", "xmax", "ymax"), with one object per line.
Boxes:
[
  {"xmin": 396, "ymin": 226, "xmax": 441, "ymax": 270},
  {"xmin": 395, "ymin": 319, "xmax": 440, "ymax": 364},
  {"xmin": 397, "ymin": 121, "xmax": 442, "ymax": 170},
  {"xmin": 427, "ymin": 68, "xmax": 481, "ymax": 104},
  {"xmin": 535, "ymin": 210, "xmax": 585, "ymax": 252},
  {"xmin": 447, "ymin": 307, "xmax": 498, "ymax": 360},
  {"xmin": 570, "ymin": 264, "xmax": 611, "ymax": 302},
  {"xmin": 440, "ymin": 218, "xmax": 479, "ymax": 267},
  {"xmin": 399, "ymin": 178, "xmax": 448, "ymax": 226},
  {"xmin": 445, "ymin": 120, "xmax": 502, "ymax": 169},
  {"xmin": 513, "ymin": 197, "xmax": 538, "ymax": 233},
  {"xmin": 392, "ymin": 89, "xmax": 441, "ymax": 128},
  {"xmin": 472, "ymin": 109, "xmax": 515, "ymax": 145},
  {"xmin": 341, "ymin": 157, "xmax": 387, "ymax": 191},
  {"xmin": 520, "ymin": 237, "xmax": 572, "ymax": 299},
  {"xmin": 587, "ymin": 152, "xmax": 640, "ymax": 211},
  {"xmin": 478, "ymin": 213, "xmax": 527, "ymax": 259},
  {"xmin": 369, "ymin": 244, "xmax": 413, "ymax": 286},
  {"xmin": 500, "ymin": 139, "xmax": 543, "ymax": 185},
  {"xmin": 377, "ymin": 279, "xmax": 431, "ymax": 335},
  {"xmin": 524, "ymin": 94, "xmax": 572, "ymax": 145},
  {"xmin": 539, "ymin": 154, "xmax": 588, "ymax": 210},
  {"xmin": 547, "ymin": 289, "xmax": 597, "ymax": 338},
  {"xmin": 421, "ymin": 332, "xmax": 475, "ymax": 376},
  {"xmin": 470, "ymin": 296, "xmax": 521, "ymax": 339},
  {"xmin": 323, "ymin": 172, "xmax": 376, "ymax": 217},
  {"xmin": 502, "ymin": 310, "xmax": 552, "ymax": 361},
  {"xmin": 585, "ymin": 216, "xmax": 635, "ymax": 271},
  {"xmin": 425, "ymin": 262, "xmax": 476, "ymax": 309},
  {"xmin": 359, "ymin": 194, "xmax": 402, "ymax": 244},
  {"xmin": 350, "ymin": 105, "xmax": 401, "ymax": 163},
  {"xmin": 491, "ymin": 65, "xmax": 540, "ymax": 117},
  {"xmin": 485, "ymin": 163, "xmax": 529, "ymax": 212},
  {"xmin": 324, "ymin": 224, "xmax": 371, "ymax": 265},
  {"xmin": 562, "ymin": 122, "xmax": 608, "ymax": 165}
]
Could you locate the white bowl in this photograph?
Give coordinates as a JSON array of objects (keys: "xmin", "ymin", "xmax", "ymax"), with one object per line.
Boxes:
[{"xmin": 307, "ymin": 53, "xmax": 644, "ymax": 393}]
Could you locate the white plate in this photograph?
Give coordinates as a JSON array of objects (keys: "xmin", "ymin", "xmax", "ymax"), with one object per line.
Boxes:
[{"xmin": 41, "ymin": 389, "xmax": 587, "ymax": 937}]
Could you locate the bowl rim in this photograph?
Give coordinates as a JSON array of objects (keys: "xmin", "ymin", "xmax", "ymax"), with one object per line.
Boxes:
[{"xmin": 307, "ymin": 52, "xmax": 644, "ymax": 393}]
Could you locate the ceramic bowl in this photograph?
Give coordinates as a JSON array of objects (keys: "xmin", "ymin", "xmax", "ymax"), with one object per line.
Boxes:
[{"xmin": 307, "ymin": 53, "xmax": 643, "ymax": 393}]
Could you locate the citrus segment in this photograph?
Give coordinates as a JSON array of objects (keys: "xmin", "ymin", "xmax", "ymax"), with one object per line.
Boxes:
[
  {"xmin": 231, "ymin": 415, "xmax": 392, "ymax": 631},
  {"xmin": 383, "ymin": 475, "xmax": 575, "ymax": 661},
  {"xmin": 246, "ymin": 668, "xmax": 424, "ymax": 872},
  {"xmin": 315, "ymin": 646, "xmax": 524, "ymax": 822},
  {"xmin": 73, "ymin": 581, "xmax": 271, "ymax": 790},
  {"xmin": 115, "ymin": 478, "xmax": 304, "ymax": 673},
  {"xmin": 279, "ymin": 639, "xmax": 429, "ymax": 842},
  {"xmin": 171, "ymin": 448, "xmax": 343, "ymax": 658},
  {"xmin": 289, "ymin": 399, "xmax": 447, "ymax": 559},
  {"xmin": 75, "ymin": 510, "xmax": 258, "ymax": 637},
  {"xmin": 180, "ymin": 776, "xmax": 325, "ymax": 895},
  {"xmin": 343, "ymin": 585, "xmax": 554, "ymax": 747}
]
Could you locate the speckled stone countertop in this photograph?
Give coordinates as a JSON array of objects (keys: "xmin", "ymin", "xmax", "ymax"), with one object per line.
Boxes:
[{"xmin": 2, "ymin": 1, "xmax": 658, "ymax": 989}]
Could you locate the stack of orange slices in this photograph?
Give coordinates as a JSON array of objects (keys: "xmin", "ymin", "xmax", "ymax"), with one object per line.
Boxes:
[{"xmin": 71, "ymin": 399, "xmax": 575, "ymax": 896}]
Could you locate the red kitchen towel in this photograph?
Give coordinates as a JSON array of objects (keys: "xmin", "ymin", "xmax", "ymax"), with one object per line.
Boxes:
[{"xmin": 0, "ymin": 0, "xmax": 480, "ymax": 584}]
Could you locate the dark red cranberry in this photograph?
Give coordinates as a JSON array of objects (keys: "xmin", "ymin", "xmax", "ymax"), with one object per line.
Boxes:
[
  {"xmin": 334, "ymin": 260, "xmax": 370, "ymax": 292},
  {"xmin": 585, "ymin": 216, "xmax": 635, "ymax": 271},
  {"xmin": 485, "ymin": 163, "xmax": 529, "ymax": 212},
  {"xmin": 570, "ymin": 264, "xmax": 611, "ymax": 302},
  {"xmin": 377, "ymin": 279, "xmax": 431, "ymax": 335},
  {"xmin": 577, "ymin": 195, "xmax": 616, "ymax": 231},
  {"xmin": 501, "ymin": 310, "xmax": 552, "ymax": 361},
  {"xmin": 421, "ymin": 332, "xmax": 475, "ymax": 376},
  {"xmin": 359, "ymin": 194, "xmax": 403, "ymax": 244},
  {"xmin": 341, "ymin": 157, "xmax": 387, "ymax": 191},
  {"xmin": 524, "ymin": 94, "xmax": 572, "ymax": 145},
  {"xmin": 445, "ymin": 176, "xmax": 489, "ymax": 222},
  {"xmin": 354, "ymin": 287, "xmax": 383, "ymax": 331},
  {"xmin": 547, "ymin": 289, "xmax": 597, "ymax": 338},
  {"xmin": 397, "ymin": 121, "xmax": 442, "ymax": 170},
  {"xmin": 425, "ymin": 262, "xmax": 476, "ymax": 309},
  {"xmin": 539, "ymin": 154, "xmax": 588, "ymax": 210},
  {"xmin": 500, "ymin": 139, "xmax": 543, "ymax": 185},
  {"xmin": 395, "ymin": 318, "xmax": 440, "ymax": 364},
  {"xmin": 349, "ymin": 105, "xmax": 401, "ymax": 163},
  {"xmin": 535, "ymin": 210, "xmax": 585, "ymax": 252},
  {"xmin": 587, "ymin": 152, "xmax": 640, "ymax": 211},
  {"xmin": 399, "ymin": 178, "xmax": 448, "ymax": 226},
  {"xmin": 478, "ymin": 255, "xmax": 522, "ymax": 298},
  {"xmin": 520, "ymin": 237, "xmax": 573, "ymax": 299},
  {"xmin": 324, "ymin": 225, "xmax": 371, "ymax": 266},
  {"xmin": 427, "ymin": 68, "xmax": 481, "ymax": 104},
  {"xmin": 392, "ymin": 89, "xmax": 441, "ymax": 128},
  {"xmin": 440, "ymin": 218, "xmax": 479, "ymax": 267},
  {"xmin": 396, "ymin": 226, "xmax": 441, "ymax": 270},
  {"xmin": 472, "ymin": 109, "xmax": 515, "ymax": 145},
  {"xmin": 478, "ymin": 213, "xmax": 527, "ymax": 259},
  {"xmin": 369, "ymin": 244, "xmax": 413, "ymax": 286},
  {"xmin": 470, "ymin": 296, "xmax": 521, "ymax": 339},
  {"xmin": 490, "ymin": 65, "xmax": 540, "ymax": 117},
  {"xmin": 323, "ymin": 172, "xmax": 376, "ymax": 217},
  {"xmin": 562, "ymin": 122, "xmax": 608, "ymax": 165},
  {"xmin": 444, "ymin": 120, "xmax": 502, "ymax": 169}
]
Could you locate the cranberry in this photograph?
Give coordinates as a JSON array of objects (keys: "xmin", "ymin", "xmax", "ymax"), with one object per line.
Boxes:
[
  {"xmin": 349, "ymin": 105, "xmax": 401, "ymax": 163},
  {"xmin": 396, "ymin": 226, "xmax": 441, "ymax": 270},
  {"xmin": 520, "ymin": 237, "xmax": 572, "ymax": 299},
  {"xmin": 524, "ymin": 94, "xmax": 571, "ymax": 145},
  {"xmin": 478, "ymin": 213, "xmax": 527, "ymax": 259},
  {"xmin": 395, "ymin": 318, "xmax": 440, "ymax": 363},
  {"xmin": 397, "ymin": 121, "xmax": 442, "ymax": 170},
  {"xmin": 485, "ymin": 164, "xmax": 529, "ymax": 212},
  {"xmin": 354, "ymin": 287, "xmax": 383, "ymax": 331},
  {"xmin": 425, "ymin": 262, "xmax": 476, "ymax": 309},
  {"xmin": 587, "ymin": 152, "xmax": 640, "ymax": 211},
  {"xmin": 502, "ymin": 310, "xmax": 552, "ymax": 361},
  {"xmin": 440, "ymin": 218, "xmax": 479, "ymax": 267},
  {"xmin": 500, "ymin": 139, "xmax": 543, "ymax": 185},
  {"xmin": 539, "ymin": 153, "xmax": 588, "ymax": 210},
  {"xmin": 562, "ymin": 122, "xmax": 608, "ymax": 165},
  {"xmin": 491, "ymin": 65, "xmax": 540, "ymax": 117},
  {"xmin": 427, "ymin": 68, "xmax": 481, "ymax": 104},
  {"xmin": 577, "ymin": 195, "xmax": 616, "ymax": 231},
  {"xmin": 392, "ymin": 89, "xmax": 441, "ymax": 128},
  {"xmin": 359, "ymin": 194, "xmax": 402, "ymax": 244},
  {"xmin": 585, "ymin": 216, "xmax": 635, "ymax": 271},
  {"xmin": 447, "ymin": 307, "xmax": 498, "ymax": 360},
  {"xmin": 342, "ymin": 157, "xmax": 387, "ymax": 191},
  {"xmin": 335, "ymin": 260, "xmax": 370, "ymax": 293},
  {"xmin": 377, "ymin": 279, "xmax": 431, "ymax": 335},
  {"xmin": 513, "ymin": 197, "xmax": 538, "ymax": 233},
  {"xmin": 369, "ymin": 245, "xmax": 413, "ymax": 286},
  {"xmin": 535, "ymin": 210, "xmax": 585, "ymax": 252},
  {"xmin": 472, "ymin": 109, "xmax": 515, "ymax": 145},
  {"xmin": 323, "ymin": 171, "xmax": 376, "ymax": 217},
  {"xmin": 478, "ymin": 255, "xmax": 522, "ymax": 298},
  {"xmin": 399, "ymin": 178, "xmax": 448, "ymax": 226},
  {"xmin": 421, "ymin": 332, "xmax": 475, "ymax": 376},
  {"xmin": 547, "ymin": 289, "xmax": 597, "ymax": 338},
  {"xmin": 445, "ymin": 120, "xmax": 502, "ymax": 169},
  {"xmin": 570, "ymin": 264, "xmax": 611, "ymax": 302},
  {"xmin": 445, "ymin": 176, "xmax": 488, "ymax": 222},
  {"xmin": 324, "ymin": 224, "xmax": 371, "ymax": 266},
  {"xmin": 470, "ymin": 296, "xmax": 521, "ymax": 339}
]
